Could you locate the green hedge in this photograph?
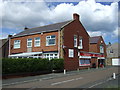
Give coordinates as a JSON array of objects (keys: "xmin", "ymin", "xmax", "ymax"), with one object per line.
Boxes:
[{"xmin": 2, "ymin": 58, "xmax": 64, "ymax": 74}]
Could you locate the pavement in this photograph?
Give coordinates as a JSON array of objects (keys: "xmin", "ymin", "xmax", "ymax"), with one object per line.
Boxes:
[{"xmin": 2, "ymin": 66, "xmax": 119, "ymax": 89}]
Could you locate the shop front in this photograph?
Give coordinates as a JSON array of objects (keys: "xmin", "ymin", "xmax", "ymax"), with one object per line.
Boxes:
[{"xmin": 79, "ymin": 51, "xmax": 105, "ymax": 69}]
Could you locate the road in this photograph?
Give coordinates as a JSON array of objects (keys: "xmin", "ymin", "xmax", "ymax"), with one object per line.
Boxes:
[{"xmin": 2, "ymin": 66, "xmax": 119, "ymax": 89}]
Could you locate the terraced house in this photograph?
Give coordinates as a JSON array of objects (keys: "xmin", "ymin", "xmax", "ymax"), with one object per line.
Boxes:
[{"xmin": 9, "ymin": 13, "xmax": 106, "ymax": 70}]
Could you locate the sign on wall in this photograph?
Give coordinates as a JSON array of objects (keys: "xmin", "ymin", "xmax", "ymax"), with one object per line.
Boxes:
[{"xmin": 69, "ymin": 49, "xmax": 74, "ymax": 58}]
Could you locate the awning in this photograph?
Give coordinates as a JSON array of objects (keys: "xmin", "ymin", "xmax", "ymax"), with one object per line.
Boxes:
[
  {"xmin": 79, "ymin": 51, "xmax": 105, "ymax": 58},
  {"xmin": 9, "ymin": 52, "xmax": 42, "ymax": 57}
]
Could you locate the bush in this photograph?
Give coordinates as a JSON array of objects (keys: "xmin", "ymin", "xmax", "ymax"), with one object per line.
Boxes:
[
  {"xmin": 50, "ymin": 58, "xmax": 64, "ymax": 70},
  {"xmin": 2, "ymin": 58, "xmax": 64, "ymax": 74}
]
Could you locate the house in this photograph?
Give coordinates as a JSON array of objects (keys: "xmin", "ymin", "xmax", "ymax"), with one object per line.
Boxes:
[
  {"xmin": 106, "ymin": 42, "xmax": 120, "ymax": 66},
  {"xmin": 0, "ymin": 38, "xmax": 9, "ymax": 58},
  {"xmin": 89, "ymin": 36, "xmax": 106, "ymax": 68},
  {"xmin": 9, "ymin": 13, "xmax": 106, "ymax": 70}
]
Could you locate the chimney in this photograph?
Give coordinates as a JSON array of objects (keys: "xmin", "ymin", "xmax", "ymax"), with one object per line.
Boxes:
[
  {"xmin": 24, "ymin": 26, "xmax": 29, "ymax": 30},
  {"xmin": 73, "ymin": 13, "xmax": 79, "ymax": 20},
  {"xmin": 8, "ymin": 35, "xmax": 12, "ymax": 38}
]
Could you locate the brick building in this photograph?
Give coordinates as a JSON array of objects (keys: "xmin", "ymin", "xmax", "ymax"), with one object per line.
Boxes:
[
  {"xmin": 89, "ymin": 36, "xmax": 106, "ymax": 67},
  {"xmin": 9, "ymin": 13, "xmax": 106, "ymax": 70}
]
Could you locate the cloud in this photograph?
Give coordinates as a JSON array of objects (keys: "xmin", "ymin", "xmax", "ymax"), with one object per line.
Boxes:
[
  {"xmin": 88, "ymin": 30, "xmax": 107, "ymax": 40},
  {"xmin": 112, "ymin": 27, "xmax": 120, "ymax": 37},
  {"xmin": 1, "ymin": 0, "xmax": 118, "ymax": 39}
]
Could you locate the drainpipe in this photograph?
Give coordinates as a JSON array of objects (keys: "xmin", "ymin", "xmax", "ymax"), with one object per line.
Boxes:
[
  {"xmin": 8, "ymin": 35, "xmax": 12, "ymax": 57},
  {"xmin": 58, "ymin": 30, "xmax": 60, "ymax": 58}
]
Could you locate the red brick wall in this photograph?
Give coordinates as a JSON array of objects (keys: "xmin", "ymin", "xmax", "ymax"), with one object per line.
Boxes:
[
  {"xmin": 10, "ymin": 31, "xmax": 58, "ymax": 54},
  {"xmin": 63, "ymin": 19, "xmax": 90, "ymax": 70},
  {"xmin": 89, "ymin": 36, "xmax": 106, "ymax": 57}
]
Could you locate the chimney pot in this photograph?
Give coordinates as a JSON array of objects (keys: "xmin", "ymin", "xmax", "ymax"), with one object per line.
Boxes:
[{"xmin": 24, "ymin": 26, "xmax": 29, "ymax": 30}]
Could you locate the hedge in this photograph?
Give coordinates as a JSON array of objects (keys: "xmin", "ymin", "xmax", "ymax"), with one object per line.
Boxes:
[{"xmin": 2, "ymin": 58, "xmax": 64, "ymax": 74}]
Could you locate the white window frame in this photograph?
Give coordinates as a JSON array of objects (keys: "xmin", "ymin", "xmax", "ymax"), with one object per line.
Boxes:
[
  {"xmin": 34, "ymin": 37, "xmax": 40, "ymax": 47},
  {"xmin": 78, "ymin": 37, "xmax": 83, "ymax": 49},
  {"xmin": 27, "ymin": 38, "xmax": 32, "ymax": 48},
  {"xmin": 46, "ymin": 35, "xmax": 56, "ymax": 46},
  {"xmin": 44, "ymin": 53, "xmax": 58, "ymax": 60},
  {"xmin": 14, "ymin": 40, "xmax": 21, "ymax": 49},
  {"xmin": 74, "ymin": 35, "xmax": 77, "ymax": 47},
  {"xmin": 100, "ymin": 45, "xmax": 104, "ymax": 53},
  {"xmin": 69, "ymin": 49, "xmax": 74, "ymax": 58}
]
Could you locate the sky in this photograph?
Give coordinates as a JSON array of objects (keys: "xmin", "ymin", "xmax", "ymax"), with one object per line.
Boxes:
[{"xmin": 0, "ymin": 0, "xmax": 119, "ymax": 45}]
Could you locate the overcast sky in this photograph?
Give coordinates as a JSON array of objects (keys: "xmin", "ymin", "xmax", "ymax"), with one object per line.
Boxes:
[{"xmin": 0, "ymin": 0, "xmax": 119, "ymax": 44}]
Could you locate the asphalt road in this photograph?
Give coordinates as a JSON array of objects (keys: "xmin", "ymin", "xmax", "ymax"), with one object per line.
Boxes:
[{"xmin": 2, "ymin": 66, "xmax": 119, "ymax": 89}]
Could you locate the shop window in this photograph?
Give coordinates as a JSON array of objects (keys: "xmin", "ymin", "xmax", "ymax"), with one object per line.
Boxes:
[
  {"xmin": 44, "ymin": 53, "xmax": 58, "ymax": 60},
  {"xmin": 79, "ymin": 59, "xmax": 90, "ymax": 66}
]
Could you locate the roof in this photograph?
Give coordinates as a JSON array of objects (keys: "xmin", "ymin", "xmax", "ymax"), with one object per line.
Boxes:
[
  {"xmin": 9, "ymin": 52, "xmax": 42, "ymax": 57},
  {"xmin": 89, "ymin": 36, "xmax": 101, "ymax": 44},
  {"xmin": 13, "ymin": 20, "xmax": 73, "ymax": 38}
]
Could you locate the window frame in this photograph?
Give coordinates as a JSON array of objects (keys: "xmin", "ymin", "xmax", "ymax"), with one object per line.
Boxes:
[
  {"xmin": 27, "ymin": 38, "xmax": 32, "ymax": 48},
  {"xmin": 34, "ymin": 37, "xmax": 40, "ymax": 47},
  {"xmin": 46, "ymin": 35, "xmax": 56, "ymax": 46},
  {"xmin": 44, "ymin": 53, "xmax": 58, "ymax": 60},
  {"xmin": 79, "ymin": 37, "xmax": 83, "ymax": 49},
  {"xmin": 79, "ymin": 59, "xmax": 90, "ymax": 66},
  {"xmin": 14, "ymin": 40, "xmax": 21, "ymax": 49},
  {"xmin": 74, "ymin": 35, "xmax": 77, "ymax": 47},
  {"xmin": 100, "ymin": 45, "xmax": 104, "ymax": 53}
]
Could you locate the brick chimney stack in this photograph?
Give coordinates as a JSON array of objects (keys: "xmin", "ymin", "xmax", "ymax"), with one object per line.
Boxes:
[
  {"xmin": 24, "ymin": 26, "xmax": 29, "ymax": 30},
  {"xmin": 73, "ymin": 13, "xmax": 79, "ymax": 20}
]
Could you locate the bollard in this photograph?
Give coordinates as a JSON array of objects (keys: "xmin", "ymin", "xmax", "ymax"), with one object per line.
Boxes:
[
  {"xmin": 96, "ymin": 67, "xmax": 98, "ymax": 69},
  {"xmin": 113, "ymin": 73, "xmax": 116, "ymax": 79},
  {"xmin": 88, "ymin": 67, "xmax": 90, "ymax": 70},
  {"xmin": 64, "ymin": 69, "xmax": 66, "ymax": 74},
  {"xmin": 77, "ymin": 68, "xmax": 79, "ymax": 72}
]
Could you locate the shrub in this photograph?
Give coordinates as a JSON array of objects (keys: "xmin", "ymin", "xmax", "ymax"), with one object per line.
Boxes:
[
  {"xmin": 2, "ymin": 58, "xmax": 64, "ymax": 74},
  {"xmin": 50, "ymin": 58, "xmax": 64, "ymax": 70}
]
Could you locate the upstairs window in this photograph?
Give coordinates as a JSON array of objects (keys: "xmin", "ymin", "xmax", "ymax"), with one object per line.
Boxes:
[
  {"xmin": 27, "ymin": 38, "xmax": 32, "ymax": 47},
  {"xmin": 74, "ymin": 35, "xmax": 77, "ymax": 47},
  {"xmin": 109, "ymin": 49, "xmax": 113, "ymax": 53},
  {"xmin": 34, "ymin": 37, "xmax": 40, "ymax": 47},
  {"xmin": 46, "ymin": 35, "xmax": 56, "ymax": 46},
  {"xmin": 14, "ymin": 40, "xmax": 20, "ymax": 49},
  {"xmin": 100, "ymin": 45, "xmax": 104, "ymax": 53},
  {"xmin": 79, "ymin": 37, "xmax": 83, "ymax": 49}
]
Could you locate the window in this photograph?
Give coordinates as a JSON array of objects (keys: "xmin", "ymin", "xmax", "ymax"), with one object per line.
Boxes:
[
  {"xmin": 34, "ymin": 37, "xmax": 40, "ymax": 47},
  {"xmin": 79, "ymin": 59, "xmax": 90, "ymax": 66},
  {"xmin": 78, "ymin": 37, "xmax": 83, "ymax": 49},
  {"xmin": 74, "ymin": 35, "xmax": 77, "ymax": 47},
  {"xmin": 44, "ymin": 53, "xmax": 58, "ymax": 60},
  {"xmin": 14, "ymin": 40, "xmax": 20, "ymax": 49},
  {"xmin": 46, "ymin": 35, "xmax": 56, "ymax": 46},
  {"xmin": 69, "ymin": 49, "xmax": 74, "ymax": 58},
  {"xmin": 27, "ymin": 38, "xmax": 32, "ymax": 47},
  {"xmin": 100, "ymin": 45, "xmax": 104, "ymax": 53},
  {"xmin": 109, "ymin": 49, "xmax": 113, "ymax": 53}
]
